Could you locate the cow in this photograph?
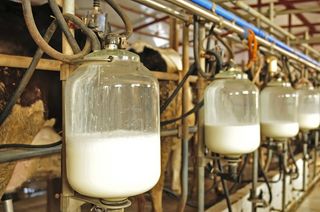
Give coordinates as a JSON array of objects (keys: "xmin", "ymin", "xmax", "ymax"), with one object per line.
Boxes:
[
  {"xmin": 0, "ymin": 0, "xmax": 63, "ymax": 200},
  {"xmin": 130, "ymin": 41, "xmax": 195, "ymax": 212}
]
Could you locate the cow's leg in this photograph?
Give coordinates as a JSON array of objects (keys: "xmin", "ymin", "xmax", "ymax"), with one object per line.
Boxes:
[
  {"xmin": 171, "ymin": 137, "xmax": 181, "ymax": 195},
  {"xmin": 151, "ymin": 138, "xmax": 171, "ymax": 212}
]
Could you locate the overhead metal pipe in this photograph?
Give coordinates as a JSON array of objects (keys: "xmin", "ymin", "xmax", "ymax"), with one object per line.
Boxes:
[
  {"xmin": 130, "ymin": 0, "xmax": 190, "ymax": 22},
  {"xmin": 233, "ymin": 1, "xmax": 320, "ymax": 59},
  {"xmin": 189, "ymin": 0, "xmax": 320, "ymax": 66},
  {"xmin": 164, "ymin": 0, "xmax": 320, "ymax": 71}
]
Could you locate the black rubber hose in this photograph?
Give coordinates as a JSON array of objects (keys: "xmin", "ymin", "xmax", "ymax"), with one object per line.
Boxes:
[
  {"xmin": 208, "ymin": 24, "xmax": 234, "ymax": 61},
  {"xmin": 48, "ymin": 0, "xmax": 81, "ymax": 53},
  {"xmin": 0, "ymin": 21, "xmax": 58, "ymax": 126},
  {"xmin": 205, "ymin": 49, "xmax": 223, "ymax": 76},
  {"xmin": 63, "ymin": 14, "xmax": 101, "ymax": 51},
  {"xmin": 0, "ymin": 140, "xmax": 62, "ymax": 149},
  {"xmin": 161, "ymin": 99, "xmax": 204, "ymax": 126},
  {"xmin": 22, "ymin": 0, "xmax": 99, "ymax": 62},
  {"xmin": 216, "ymin": 156, "xmax": 233, "ymax": 212},
  {"xmin": 103, "ymin": 0, "xmax": 133, "ymax": 38},
  {"xmin": 258, "ymin": 157, "xmax": 273, "ymax": 205},
  {"xmin": 288, "ymin": 141, "xmax": 300, "ymax": 180},
  {"xmin": 160, "ymin": 63, "xmax": 196, "ymax": 114}
]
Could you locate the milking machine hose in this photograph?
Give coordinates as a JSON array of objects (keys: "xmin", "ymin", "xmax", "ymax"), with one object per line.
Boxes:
[
  {"xmin": 103, "ymin": 0, "xmax": 133, "ymax": 38},
  {"xmin": 287, "ymin": 141, "xmax": 300, "ymax": 180},
  {"xmin": 22, "ymin": 0, "xmax": 100, "ymax": 62},
  {"xmin": 48, "ymin": 0, "xmax": 81, "ymax": 53},
  {"xmin": 160, "ymin": 18, "xmax": 223, "ymax": 115},
  {"xmin": 194, "ymin": 16, "xmax": 222, "ymax": 79},
  {"xmin": 216, "ymin": 155, "xmax": 233, "ymax": 212},
  {"xmin": 258, "ymin": 157, "xmax": 273, "ymax": 205},
  {"xmin": 160, "ymin": 63, "xmax": 197, "ymax": 114},
  {"xmin": 207, "ymin": 24, "xmax": 234, "ymax": 61},
  {"xmin": 161, "ymin": 99, "xmax": 204, "ymax": 126}
]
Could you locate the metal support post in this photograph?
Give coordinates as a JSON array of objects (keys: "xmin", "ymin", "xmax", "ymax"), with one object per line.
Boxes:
[
  {"xmin": 282, "ymin": 141, "xmax": 288, "ymax": 212},
  {"xmin": 302, "ymin": 132, "xmax": 309, "ymax": 192},
  {"xmin": 197, "ymin": 20, "xmax": 206, "ymax": 212},
  {"xmin": 313, "ymin": 131, "xmax": 319, "ymax": 179},
  {"xmin": 251, "ymin": 150, "xmax": 259, "ymax": 212},
  {"xmin": 177, "ymin": 23, "xmax": 190, "ymax": 212}
]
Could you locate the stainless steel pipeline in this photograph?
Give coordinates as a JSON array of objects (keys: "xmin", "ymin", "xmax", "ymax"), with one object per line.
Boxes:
[
  {"xmin": 130, "ymin": 0, "xmax": 190, "ymax": 22},
  {"xmin": 234, "ymin": 1, "xmax": 320, "ymax": 58},
  {"xmin": 164, "ymin": 0, "xmax": 320, "ymax": 71}
]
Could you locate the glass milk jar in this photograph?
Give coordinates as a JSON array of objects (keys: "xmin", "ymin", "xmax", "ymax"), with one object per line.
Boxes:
[
  {"xmin": 65, "ymin": 49, "xmax": 160, "ymax": 200},
  {"xmin": 204, "ymin": 67, "xmax": 260, "ymax": 158},
  {"xmin": 260, "ymin": 80, "xmax": 299, "ymax": 139},
  {"xmin": 297, "ymin": 85, "xmax": 320, "ymax": 131}
]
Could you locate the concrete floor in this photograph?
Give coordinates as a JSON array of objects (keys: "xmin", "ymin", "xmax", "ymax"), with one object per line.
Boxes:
[{"xmin": 296, "ymin": 181, "xmax": 320, "ymax": 212}]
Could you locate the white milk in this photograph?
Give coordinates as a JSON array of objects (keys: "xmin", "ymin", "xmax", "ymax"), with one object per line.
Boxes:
[
  {"xmin": 298, "ymin": 113, "xmax": 320, "ymax": 130},
  {"xmin": 261, "ymin": 122, "xmax": 299, "ymax": 139},
  {"xmin": 66, "ymin": 131, "xmax": 160, "ymax": 200},
  {"xmin": 205, "ymin": 124, "xmax": 260, "ymax": 157}
]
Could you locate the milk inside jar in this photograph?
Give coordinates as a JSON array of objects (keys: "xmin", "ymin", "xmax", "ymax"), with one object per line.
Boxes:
[
  {"xmin": 66, "ymin": 131, "xmax": 160, "ymax": 200},
  {"xmin": 260, "ymin": 121, "xmax": 299, "ymax": 139},
  {"xmin": 205, "ymin": 124, "xmax": 260, "ymax": 157},
  {"xmin": 298, "ymin": 113, "xmax": 320, "ymax": 130}
]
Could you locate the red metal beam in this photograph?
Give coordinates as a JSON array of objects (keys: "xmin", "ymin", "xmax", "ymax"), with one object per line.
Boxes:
[
  {"xmin": 281, "ymin": 22, "xmax": 320, "ymax": 28},
  {"xmin": 232, "ymin": 0, "xmax": 320, "ymax": 9},
  {"xmin": 133, "ymin": 16, "xmax": 169, "ymax": 31},
  {"xmin": 281, "ymin": 0, "xmax": 316, "ymax": 34}
]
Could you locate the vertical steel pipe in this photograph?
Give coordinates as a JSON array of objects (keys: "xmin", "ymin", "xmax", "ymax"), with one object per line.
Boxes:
[
  {"xmin": 3, "ymin": 199, "xmax": 14, "ymax": 212},
  {"xmin": 314, "ymin": 131, "xmax": 319, "ymax": 179},
  {"xmin": 302, "ymin": 132, "xmax": 309, "ymax": 191},
  {"xmin": 177, "ymin": 23, "xmax": 190, "ymax": 212},
  {"xmin": 251, "ymin": 150, "xmax": 259, "ymax": 212},
  {"xmin": 282, "ymin": 142, "xmax": 288, "ymax": 212},
  {"xmin": 61, "ymin": 0, "xmax": 76, "ymax": 211},
  {"xmin": 197, "ymin": 20, "xmax": 206, "ymax": 212}
]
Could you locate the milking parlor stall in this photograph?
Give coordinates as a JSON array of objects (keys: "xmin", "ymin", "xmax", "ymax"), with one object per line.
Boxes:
[{"xmin": 1, "ymin": 0, "xmax": 320, "ymax": 211}]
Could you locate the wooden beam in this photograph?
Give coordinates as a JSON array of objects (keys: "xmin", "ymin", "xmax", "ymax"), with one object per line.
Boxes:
[
  {"xmin": 0, "ymin": 54, "xmax": 61, "ymax": 71},
  {"xmin": 0, "ymin": 54, "xmax": 197, "ymax": 82}
]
